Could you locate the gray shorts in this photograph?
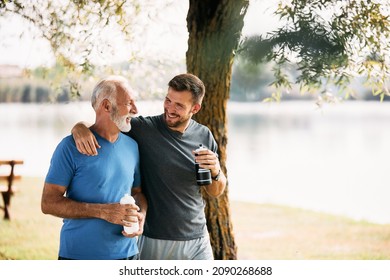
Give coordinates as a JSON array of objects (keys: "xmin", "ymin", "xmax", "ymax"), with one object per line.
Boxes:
[{"xmin": 138, "ymin": 234, "xmax": 214, "ymax": 260}]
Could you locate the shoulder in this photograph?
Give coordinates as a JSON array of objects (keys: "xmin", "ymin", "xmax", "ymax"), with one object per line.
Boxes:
[
  {"xmin": 189, "ymin": 120, "xmax": 217, "ymax": 151},
  {"xmin": 129, "ymin": 115, "xmax": 163, "ymax": 137},
  {"xmin": 190, "ymin": 119, "xmax": 212, "ymax": 135},
  {"xmin": 56, "ymin": 135, "xmax": 77, "ymax": 150},
  {"xmin": 120, "ymin": 133, "xmax": 138, "ymax": 147},
  {"xmin": 50, "ymin": 135, "xmax": 80, "ymax": 162},
  {"xmin": 132, "ymin": 114, "xmax": 162, "ymax": 127}
]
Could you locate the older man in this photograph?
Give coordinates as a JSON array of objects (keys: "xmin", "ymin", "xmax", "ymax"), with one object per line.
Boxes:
[{"xmin": 41, "ymin": 76, "xmax": 147, "ymax": 260}]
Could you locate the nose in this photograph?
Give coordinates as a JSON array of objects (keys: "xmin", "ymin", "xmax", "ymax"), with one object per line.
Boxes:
[{"xmin": 130, "ymin": 103, "xmax": 138, "ymax": 115}]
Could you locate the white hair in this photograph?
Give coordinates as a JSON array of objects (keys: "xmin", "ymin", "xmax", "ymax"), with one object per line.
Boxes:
[{"xmin": 91, "ymin": 75, "xmax": 132, "ymax": 111}]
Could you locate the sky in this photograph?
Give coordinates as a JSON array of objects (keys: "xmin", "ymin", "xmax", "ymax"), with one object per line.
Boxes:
[{"xmin": 0, "ymin": 0, "xmax": 279, "ymax": 69}]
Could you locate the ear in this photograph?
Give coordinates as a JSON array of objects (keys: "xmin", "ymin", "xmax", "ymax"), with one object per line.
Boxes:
[
  {"xmin": 102, "ymin": 99, "xmax": 111, "ymax": 112},
  {"xmin": 191, "ymin": 103, "xmax": 201, "ymax": 114}
]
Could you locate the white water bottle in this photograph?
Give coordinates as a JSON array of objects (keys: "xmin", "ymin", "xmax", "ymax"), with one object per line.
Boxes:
[{"xmin": 120, "ymin": 193, "xmax": 139, "ymax": 234}]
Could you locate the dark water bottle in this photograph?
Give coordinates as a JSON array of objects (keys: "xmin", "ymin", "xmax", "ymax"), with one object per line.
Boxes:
[{"xmin": 195, "ymin": 144, "xmax": 212, "ymax": 186}]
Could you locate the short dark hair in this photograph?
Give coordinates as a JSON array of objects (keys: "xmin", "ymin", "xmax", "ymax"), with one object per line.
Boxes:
[{"xmin": 168, "ymin": 73, "xmax": 205, "ymax": 104}]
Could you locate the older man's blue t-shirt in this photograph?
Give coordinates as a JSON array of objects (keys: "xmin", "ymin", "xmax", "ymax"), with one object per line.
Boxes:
[{"xmin": 45, "ymin": 131, "xmax": 140, "ymax": 260}]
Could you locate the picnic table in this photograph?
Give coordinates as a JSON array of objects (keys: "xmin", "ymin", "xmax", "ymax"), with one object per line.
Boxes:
[{"xmin": 0, "ymin": 160, "xmax": 24, "ymax": 220}]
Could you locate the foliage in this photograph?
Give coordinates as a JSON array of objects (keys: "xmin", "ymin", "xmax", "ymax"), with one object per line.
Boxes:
[
  {"xmin": 2, "ymin": 0, "xmax": 389, "ymax": 103},
  {"xmin": 230, "ymin": 56, "xmax": 274, "ymax": 101},
  {"xmin": 239, "ymin": 0, "xmax": 390, "ymax": 104},
  {"xmin": 1, "ymin": 0, "xmax": 141, "ymax": 66},
  {"xmin": 0, "ymin": 0, "xmax": 142, "ymax": 97}
]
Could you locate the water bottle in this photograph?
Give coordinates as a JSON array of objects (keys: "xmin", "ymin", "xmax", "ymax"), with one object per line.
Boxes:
[
  {"xmin": 195, "ymin": 144, "xmax": 212, "ymax": 186},
  {"xmin": 119, "ymin": 193, "xmax": 139, "ymax": 234}
]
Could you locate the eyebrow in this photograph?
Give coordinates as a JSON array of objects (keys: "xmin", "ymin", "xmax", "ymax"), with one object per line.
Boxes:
[{"xmin": 166, "ymin": 97, "xmax": 185, "ymax": 108}]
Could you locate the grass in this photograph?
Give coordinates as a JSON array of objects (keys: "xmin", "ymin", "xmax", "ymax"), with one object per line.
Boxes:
[
  {"xmin": 1, "ymin": 177, "xmax": 390, "ymax": 260},
  {"xmin": 0, "ymin": 177, "xmax": 61, "ymax": 260},
  {"xmin": 232, "ymin": 201, "xmax": 390, "ymax": 260}
]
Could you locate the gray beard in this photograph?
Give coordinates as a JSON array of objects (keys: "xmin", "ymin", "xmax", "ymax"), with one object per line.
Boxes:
[{"xmin": 111, "ymin": 106, "xmax": 131, "ymax": 132}]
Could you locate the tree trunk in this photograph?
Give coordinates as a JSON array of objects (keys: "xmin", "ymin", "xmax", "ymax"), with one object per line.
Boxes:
[{"xmin": 186, "ymin": 0, "xmax": 249, "ymax": 260}]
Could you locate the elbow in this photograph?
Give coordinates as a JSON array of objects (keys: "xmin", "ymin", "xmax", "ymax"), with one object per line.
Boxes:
[
  {"xmin": 212, "ymin": 188, "xmax": 225, "ymax": 198},
  {"xmin": 41, "ymin": 198, "xmax": 53, "ymax": 215},
  {"xmin": 208, "ymin": 192, "xmax": 223, "ymax": 199},
  {"xmin": 205, "ymin": 183, "xmax": 226, "ymax": 198},
  {"xmin": 41, "ymin": 201, "xmax": 49, "ymax": 215}
]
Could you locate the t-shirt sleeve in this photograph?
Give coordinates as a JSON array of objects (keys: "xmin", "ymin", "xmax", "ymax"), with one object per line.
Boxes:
[
  {"xmin": 207, "ymin": 129, "xmax": 218, "ymax": 154},
  {"xmin": 45, "ymin": 137, "xmax": 75, "ymax": 188}
]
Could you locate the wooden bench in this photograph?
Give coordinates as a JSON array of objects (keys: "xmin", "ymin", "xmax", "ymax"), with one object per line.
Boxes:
[{"xmin": 0, "ymin": 160, "xmax": 24, "ymax": 220}]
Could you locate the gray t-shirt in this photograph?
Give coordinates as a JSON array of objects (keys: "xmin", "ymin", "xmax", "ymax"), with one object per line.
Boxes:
[{"xmin": 126, "ymin": 114, "xmax": 217, "ymax": 240}]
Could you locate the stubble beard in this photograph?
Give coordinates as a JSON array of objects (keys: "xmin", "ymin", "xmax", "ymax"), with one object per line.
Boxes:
[{"xmin": 164, "ymin": 111, "xmax": 191, "ymax": 130}]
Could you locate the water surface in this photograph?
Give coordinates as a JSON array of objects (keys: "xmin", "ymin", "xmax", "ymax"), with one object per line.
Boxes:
[{"xmin": 1, "ymin": 100, "xmax": 389, "ymax": 224}]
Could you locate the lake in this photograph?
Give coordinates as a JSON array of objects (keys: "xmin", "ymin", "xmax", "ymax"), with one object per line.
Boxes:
[{"xmin": 1, "ymin": 100, "xmax": 390, "ymax": 224}]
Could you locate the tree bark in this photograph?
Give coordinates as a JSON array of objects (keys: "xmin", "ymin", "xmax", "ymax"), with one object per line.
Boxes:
[{"xmin": 186, "ymin": 0, "xmax": 249, "ymax": 260}]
